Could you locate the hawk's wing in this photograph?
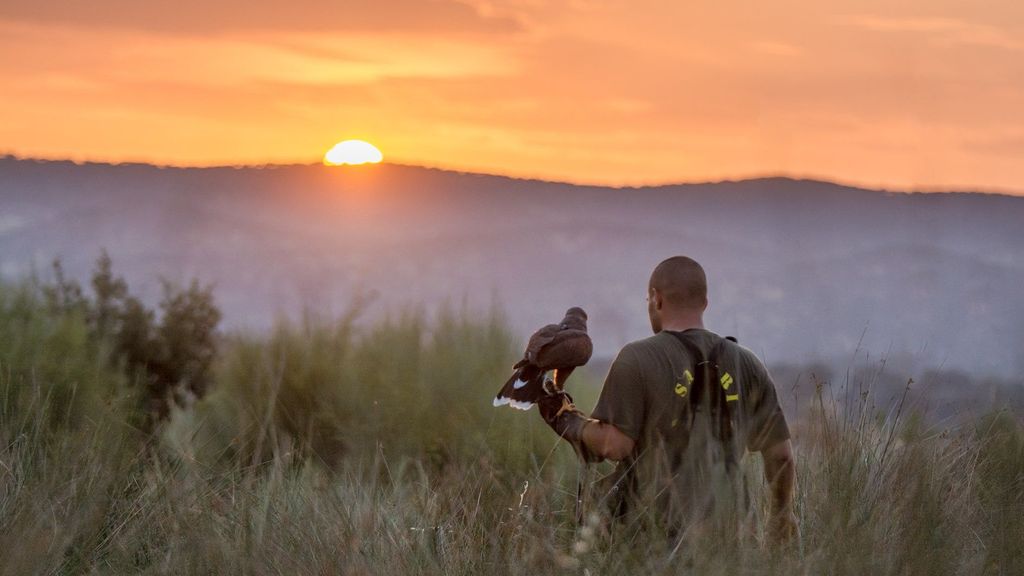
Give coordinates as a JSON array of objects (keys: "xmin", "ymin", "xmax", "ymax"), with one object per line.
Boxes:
[
  {"xmin": 515, "ymin": 323, "xmax": 562, "ymax": 367},
  {"xmin": 492, "ymin": 364, "xmax": 546, "ymax": 409},
  {"xmin": 535, "ymin": 329, "xmax": 593, "ymax": 370},
  {"xmin": 495, "ymin": 329, "xmax": 592, "ymax": 410}
]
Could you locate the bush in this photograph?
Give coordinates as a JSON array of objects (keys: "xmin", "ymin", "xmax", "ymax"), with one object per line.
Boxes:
[
  {"xmin": 36, "ymin": 253, "xmax": 222, "ymax": 426},
  {"xmin": 0, "ymin": 282, "xmax": 139, "ymax": 574},
  {"xmin": 3, "ymin": 272, "xmax": 1023, "ymax": 575},
  {"xmin": 187, "ymin": 303, "xmax": 573, "ymax": 474},
  {"xmin": 0, "ymin": 281, "xmax": 127, "ymax": 439}
]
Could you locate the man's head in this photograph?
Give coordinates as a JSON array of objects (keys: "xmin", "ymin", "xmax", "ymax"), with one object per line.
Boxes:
[{"xmin": 647, "ymin": 256, "xmax": 708, "ymax": 333}]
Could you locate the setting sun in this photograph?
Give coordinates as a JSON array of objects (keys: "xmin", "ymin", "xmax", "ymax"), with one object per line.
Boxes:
[{"xmin": 323, "ymin": 140, "xmax": 383, "ymax": 166}]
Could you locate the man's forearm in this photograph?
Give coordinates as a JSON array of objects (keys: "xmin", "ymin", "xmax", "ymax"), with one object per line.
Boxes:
[
  {"xmin": 581, "ymin": 420, "xmax": 634, "ymax": 461},
  {"xmin": 538, "ymin": 392, "xmax": 600, "ymax": 461},
  {"xmin": 762, "ymin": 440, "xmax": 797, "ymax": 544},
  {"xmin": 537, "ymin": 392, "xmax": 634, "ymax": 462},
  {"xmin": 765, "ymin": 453, "xmax": 795, "ymax": 515}
]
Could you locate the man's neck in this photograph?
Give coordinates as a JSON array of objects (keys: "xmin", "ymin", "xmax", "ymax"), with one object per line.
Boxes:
[{"xmin": 659, "ymin": 315, "xmax": 705, "ymax": 333}]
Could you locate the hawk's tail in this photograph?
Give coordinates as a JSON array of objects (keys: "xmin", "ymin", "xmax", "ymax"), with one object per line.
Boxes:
[{"xmin": 492, "ymin": 365, "xmax": 544, "ymax": 410}]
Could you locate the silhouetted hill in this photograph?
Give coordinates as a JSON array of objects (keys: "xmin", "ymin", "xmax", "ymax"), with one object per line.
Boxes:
[{"xmin": 2, "ymin": 156, "xmax": 1022, "ymax": 379}]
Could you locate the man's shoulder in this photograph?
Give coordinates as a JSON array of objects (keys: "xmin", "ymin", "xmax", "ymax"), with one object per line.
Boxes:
[
  {"xmin": 623, "ymin": 330, "xmax": 765, "ymax": 366},
  {"xmin": 718, "ymin": 339, "xmax": 773, "ymax": 388},
  {"xmin": 619, "ymin": 333, "xmax": 677, "ymax": 357}
]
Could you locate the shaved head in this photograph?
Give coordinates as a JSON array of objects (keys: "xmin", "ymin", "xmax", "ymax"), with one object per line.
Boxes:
[
  {"xmin": 650, "ymin": 256, "xmax": 707, "ymax": 309},
  {"xmin": 647, "ymin": 256, "xmax": 707, "ymax": 333}
]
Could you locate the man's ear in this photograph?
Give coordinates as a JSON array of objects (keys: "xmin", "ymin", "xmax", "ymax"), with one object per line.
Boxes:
[{"xmin": 652, "ymin": 288, "xmax": 664, "ymax": 310}]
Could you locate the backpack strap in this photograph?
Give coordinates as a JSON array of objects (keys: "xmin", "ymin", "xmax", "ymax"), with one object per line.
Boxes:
[{"xmin": 665, "ymin": 331, "xmax": 739, "ymax": 467}]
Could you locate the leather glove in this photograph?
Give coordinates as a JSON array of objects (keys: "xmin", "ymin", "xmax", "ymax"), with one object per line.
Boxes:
[
  {"xmin": 537, "ymin": 390, "xmax": 577, "ymax": 427},
  {"xmin": 536, "ymin": 385, "xmax": 598, "ymax": 461}
]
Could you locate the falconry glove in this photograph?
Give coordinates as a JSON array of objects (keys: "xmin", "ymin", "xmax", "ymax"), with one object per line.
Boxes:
[{"xmin": 537, "ymin": 388, "xmax": 599, "ymax": 462}]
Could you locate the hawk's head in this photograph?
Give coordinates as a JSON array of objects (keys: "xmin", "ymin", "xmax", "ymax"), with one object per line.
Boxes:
[{"xmin": 562, "ymin": 307, "xmax": 588, "ymax": 330}]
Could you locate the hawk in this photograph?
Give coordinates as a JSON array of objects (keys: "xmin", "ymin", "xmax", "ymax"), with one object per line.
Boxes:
[{"xmin": 493, "ymin": 307, "xmax": 593, "ymax": 410}]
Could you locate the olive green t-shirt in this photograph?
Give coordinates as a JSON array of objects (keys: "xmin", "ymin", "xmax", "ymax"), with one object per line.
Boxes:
[{"xmin": 590, "ymin": 328, "xmax": 790, "ymax": 526}]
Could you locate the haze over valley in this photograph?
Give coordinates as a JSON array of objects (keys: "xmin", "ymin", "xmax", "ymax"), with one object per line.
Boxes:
[{"xmin": 3, "ymin": 156, "xmax": 1022, "ymax": 388}]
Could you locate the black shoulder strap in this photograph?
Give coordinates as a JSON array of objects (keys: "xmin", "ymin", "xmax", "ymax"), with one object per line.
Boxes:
[
  {"xmin": 667, "ymin": 331, "xmax": 728, "ymax": 408},
  {"xmin": 665, "ymin": 331, "xmax": 738, "ymax": 460}
]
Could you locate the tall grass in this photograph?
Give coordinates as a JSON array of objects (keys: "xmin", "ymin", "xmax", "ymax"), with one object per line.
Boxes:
[
  {"xmin": 1, "ymin": 282, "xmax": 1021, "ymax": 574},
  {"xmin": 0, "ymin": 283, "xmax": 140, "ymax": 575},
  {"xmin": 183, "ymin": 302, "xmax": 570, "ymax": 473}
]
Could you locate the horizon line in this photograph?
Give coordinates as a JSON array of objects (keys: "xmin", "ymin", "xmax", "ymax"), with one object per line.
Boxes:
[{"xmin": 3, "ymin": 152, "xmax": 1021, "ymax": 198}]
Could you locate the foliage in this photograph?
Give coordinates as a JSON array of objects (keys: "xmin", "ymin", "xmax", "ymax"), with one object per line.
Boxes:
[
  {"xmin": 147, "ymin": 278, "xmax": 221, "ymax": 420},
  {"xmin": 188, "ymin": 302, "xmax": 560, "ymax": 475},
  {"xmin": 0, "ymin": 281, "xmax": 128, "ymax": 439},
  {"xmin": 36, "ymin": 253, "xmax": 222, "ymax": 426},
  {"xmin": 1, "ymin": 277, "xmax": 1023, "ymax": 575}
]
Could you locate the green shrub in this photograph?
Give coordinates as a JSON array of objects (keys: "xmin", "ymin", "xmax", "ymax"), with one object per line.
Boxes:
[
  {"xmin": 187, "ymin": 303, "xmax": 579, "ymax": 475},
  {"xmin": 3, "ymin": 273, "xmax": 1023, "ymax": 575},
  {"xmin": 0, "ymin": 282, "xmax": 139, "ymax": 575},
  {"xmin": 35, "ymin": 253, "xmax": 222, "ymax": 426},
  {"xmin": 0, "ymin": 281, "xmax": 127, "ymax": 439}
]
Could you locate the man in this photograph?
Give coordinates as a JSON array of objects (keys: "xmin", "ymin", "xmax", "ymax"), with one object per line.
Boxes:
[{"xmin": 538, "ymin": 256, "xmax": 797, "ymax": 544}]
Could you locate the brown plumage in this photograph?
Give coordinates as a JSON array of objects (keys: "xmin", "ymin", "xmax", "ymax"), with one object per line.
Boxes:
[{"xmin": 493, "ymin": 307, "xmax": 593, "ymax": 410}]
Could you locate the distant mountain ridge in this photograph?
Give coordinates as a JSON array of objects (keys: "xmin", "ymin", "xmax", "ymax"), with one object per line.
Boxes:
[{"xmin": 2, "ymin": 156, "xmax": 1022, "ymax": 379}]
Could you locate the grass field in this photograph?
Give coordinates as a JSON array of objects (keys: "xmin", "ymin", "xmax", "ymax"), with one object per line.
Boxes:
[{"xmin": 1, "ymin": 282, "xmax": 1022, "ymax": 575}]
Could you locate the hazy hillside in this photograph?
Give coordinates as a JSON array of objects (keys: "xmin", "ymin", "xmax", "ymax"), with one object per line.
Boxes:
[{"xmin": 2, "ymin": 156, "xmax": 1022, "ymax": 379}]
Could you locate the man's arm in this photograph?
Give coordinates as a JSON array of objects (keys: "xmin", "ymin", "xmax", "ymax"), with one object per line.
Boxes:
[
  {"xmin": 741, "ymin": 350, "xmax": 797, "ymax": 544},
  {"xmin": 537, "ymin": 392, "xmax": 635, "ymax": 462},
  {"xmin": 581, "ymin": 419, "xmax": 635, "ymax": 461},
  {"xmin": 538, "ymin": 345, "xmax": 644, "ymax": 462},
  {"xmin": 762, "ymin": 438, "xmax": 797, "ymax": 544}
]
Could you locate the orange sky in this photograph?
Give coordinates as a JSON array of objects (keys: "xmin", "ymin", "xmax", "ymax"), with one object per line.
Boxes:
[{"xmin": 1, "ymin": 1, "xmax": 1022, "ymax": 192}]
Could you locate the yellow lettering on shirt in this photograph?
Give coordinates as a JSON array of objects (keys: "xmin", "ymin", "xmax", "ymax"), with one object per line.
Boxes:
[{"xmin": 720, "ymin": 372, "xmax": 734, "ymax": 390}]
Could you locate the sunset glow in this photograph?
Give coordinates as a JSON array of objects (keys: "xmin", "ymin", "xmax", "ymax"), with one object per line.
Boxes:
[
  {"xmin": 0, "ymin": 2, "xmax": 1022, "ymax": 192},
  {"xmin": 323, "ymin": 140, "xmax": 383, "ymax": 166}
]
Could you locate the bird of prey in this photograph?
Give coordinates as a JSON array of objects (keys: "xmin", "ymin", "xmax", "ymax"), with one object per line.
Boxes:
[{"xmin": 493, "ymin": 307, "xmax": 593, "ymax": 410}]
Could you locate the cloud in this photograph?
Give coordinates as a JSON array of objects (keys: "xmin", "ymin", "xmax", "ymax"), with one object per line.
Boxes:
[
  {"xmin": 964, "ymin": 133, "xmax": 1024, "ymax": 157},
  {"xmin": 0, "ymin": 0, "xmax": 523, "ymax": 35},
  {"xmin": 750, "ymin": 41, "xmax": 802, "ymax": 57},
  {"xmin": 0, "ymin": 20, "xmax": 518, "ymax": 89},
  {"xmin": 838, "ymin": 15, "xmax": 1024, "ymax": 52},
  {"xmin": 3, "ymin": 1, "xmax": 1024, "ymax": 191}
]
